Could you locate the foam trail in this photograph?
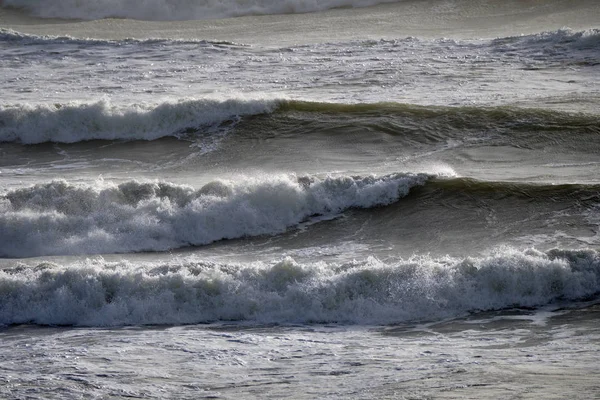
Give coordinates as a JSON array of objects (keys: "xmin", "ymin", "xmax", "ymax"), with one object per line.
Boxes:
[
  {"xmin": 1, "ymin": 248, "xmax": 598, "ymax": 326},
  {"xmin": 2, "ymin": 0, "xmax": 400, "ymax": 21},
  {"xmin": 0, "ymin": 173, "xmax": 429, "ymax": 257},
  {"xmin": 0, "ymin": 98, "xmax": 279, "ymax": 144}
]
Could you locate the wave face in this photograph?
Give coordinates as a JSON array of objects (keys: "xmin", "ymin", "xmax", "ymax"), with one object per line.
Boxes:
[
  {"xmin": 0, "ymin": 98, "xmax": 278, "ymax": 144},
  {"xmin": 0, "ymin": 173, "xmax": 428, "ymax": 258},
  {"xmin": 2, "ymin": 99, "xmax": 598, "ymax": 145},
  {"xmin": 2, "ymin": 0, "xmax": 400, "ymax": 21},
  {"xmin": 1, "ymin": 248, "xmax": 598, "ymax": 326}
]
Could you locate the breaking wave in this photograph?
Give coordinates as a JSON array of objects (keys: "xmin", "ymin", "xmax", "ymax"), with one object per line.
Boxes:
[
  {"xmin": 1, "ymin": 98, "xmax": 597, "ymax": 145},
  {"xmin": 1, "ymin": 248, "xmax": 599, "ymax": 326},
  {"xmin": 0, "ymin": 98, "xmax": 278, "ymax": 144},
  {"xmin": 0, "ymin": 173, "xmax": 429, "ymax": 257}
]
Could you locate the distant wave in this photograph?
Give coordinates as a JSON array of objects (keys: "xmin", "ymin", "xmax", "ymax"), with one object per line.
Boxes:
[
  {"xmin": 2, "ymin": 98, "xmax": 598, "ymax": 145},
  {"xmin": 0, "ymin": 28, "xmax": 247, "ymax": 46},
  {"xmin": 2, "ymin": 27, "xmax": 599, "ymax": 51},
  {"xmin": 1, "ymin": 0, "xmax": 401, "ymax": 21},
  {"xmin": 1, "ymin": 248, "xmax": 599, "ymax": 326},
  {"xmin": 0, "ymin": 173, "xmax": 429, "ymax": 257}
]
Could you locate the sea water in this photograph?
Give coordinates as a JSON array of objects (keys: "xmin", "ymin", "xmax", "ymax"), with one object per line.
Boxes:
[{"xmin": 1, "ymin": 0, "xmax": 600, "ymax": 398}]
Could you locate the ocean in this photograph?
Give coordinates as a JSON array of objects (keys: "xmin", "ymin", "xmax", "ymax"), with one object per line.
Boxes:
[{"xmin": 1, "ymin": 0, "xmax": 599, "ymax": 398}]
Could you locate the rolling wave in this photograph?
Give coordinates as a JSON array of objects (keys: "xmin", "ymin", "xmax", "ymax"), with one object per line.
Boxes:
[
  {"xmin": 1, "ymin": 98, "xmax": 597, "ymax": 145},
  {"xmin": 0, "ymin": 98, "xmax": 278, "ymax": 144},
  {"xmin": 1, "ymin": 0, "xmax": 401, "ymax": 21},
  {"xmin": 3, "ymin": 174, "xmax": 599, "ymax": 258},
  {"xmin": 0, "ymin": 173, "xmax": 429, "ymax": 258},
  {"xmin": 1, "ymin": 248, "xmax": 598, "ymax": 326}
]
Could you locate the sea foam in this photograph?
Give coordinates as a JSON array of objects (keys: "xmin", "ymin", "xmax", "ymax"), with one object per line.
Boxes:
[
  {"xmin": 0, "ymin": 173, "xmax": 428, "ymax": 257},
  {"xmin": 1, "ymin": 248, "xmax": 598, "ymax": 326}
]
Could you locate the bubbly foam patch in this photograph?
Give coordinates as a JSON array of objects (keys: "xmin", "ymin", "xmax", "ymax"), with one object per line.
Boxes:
[
  {"xmin": 0, "ymin": 173, "xmax": 429, "ymax": 257},
  {"xmin": 1, "ymin": 248, "xmax": 598, "ymax": 326}
]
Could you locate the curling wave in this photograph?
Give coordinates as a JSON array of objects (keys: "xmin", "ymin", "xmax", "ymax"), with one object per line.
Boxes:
[
  {"xmin": 0, "ymin": 98, "xmax": 278, "ymax": 144},
  {"xmin": 0, "ymin": 173, "xmax": 429, "ymax": 257},
  {"xmin": 1, "ymin": 248, "xmax": 599, "ymax": 326}
]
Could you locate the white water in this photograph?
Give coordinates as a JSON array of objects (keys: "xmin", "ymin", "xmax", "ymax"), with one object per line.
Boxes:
[
  {"xmin": 0, "ymin": 173, "xmax": 429, "ymax": 257},
  {"xmin": 2, "ymin": 248, "xmax": 598, "ymax": 326}
]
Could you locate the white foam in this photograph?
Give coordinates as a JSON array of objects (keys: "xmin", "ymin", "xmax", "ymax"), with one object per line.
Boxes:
[
  {"xmin": 1, "ymin": 248, "xmax": 598, "ymax": 326},
  {"xmin": 0, "ymin": 173, "xmax": 429, "ymax": 257},
  {"xmin": 0, "ymin": 98, "xmax": 279, "ymax": 144},
  {"xmin": 3, "ymin": 0, "xmax": 401, "ymax": 21}
]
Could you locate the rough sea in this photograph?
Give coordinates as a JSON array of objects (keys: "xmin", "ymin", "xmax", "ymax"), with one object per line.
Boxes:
[{"xmin": 1, "ymin": 0, "xmax": 599, "ymax": 398}]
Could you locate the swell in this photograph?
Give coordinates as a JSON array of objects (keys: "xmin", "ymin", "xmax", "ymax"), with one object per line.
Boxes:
[
  {"xmin": 1, "ymin": 98, "xmax": 598, "ymax": 145},
  {"xmin": 1, "ymin": 248, "xmax": 599, "ymax": 326},
  {"xmin": 1, "ymin": 175, "xmax": 599, "ymax": 258},
  {"xmin": 424, "ymin": 178, "xmax": 600, "ymax": 203}
]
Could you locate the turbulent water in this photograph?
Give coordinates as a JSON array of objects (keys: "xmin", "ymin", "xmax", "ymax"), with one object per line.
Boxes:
[{"xmin": 1, "ymin": 0, "xmax": 600, "ymax": 398}]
